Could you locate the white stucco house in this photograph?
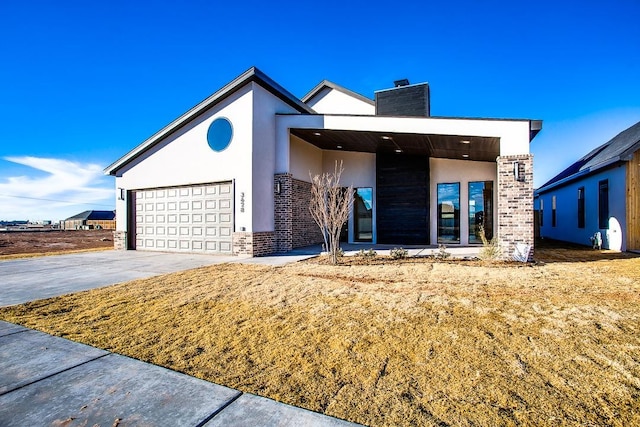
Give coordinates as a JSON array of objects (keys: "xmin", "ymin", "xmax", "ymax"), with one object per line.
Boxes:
[
  {"xmin": 105, "ymin": 67, "xmax": 542, "ymax": 259},
  {"xmin": 535, "ymin": 120, "xmax": 640, "ymax": 252}
]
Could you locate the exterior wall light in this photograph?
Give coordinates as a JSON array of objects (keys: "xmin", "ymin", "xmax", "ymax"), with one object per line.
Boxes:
[
  {"xmin": 117, "ymin": 188, "xmax": 125, "ymax": 200},
  {"xmin": 513, "ymin": 161, "xmax": 526, "ymax": 182},
  {"xmin": 274, "ymin": 181, "xmax": 281, "ymax": 195}
]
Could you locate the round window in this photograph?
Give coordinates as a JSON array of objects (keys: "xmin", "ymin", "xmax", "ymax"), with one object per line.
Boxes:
[{"xmin": 207, "ymin": 118, "xmax": 233, "ymax": 152}]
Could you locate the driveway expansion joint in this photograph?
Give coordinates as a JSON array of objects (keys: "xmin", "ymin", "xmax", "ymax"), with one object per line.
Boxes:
[
  {"xmin": 0, "ymin": 351, "xmax": 110, "ymax": 397},
  {"xmin": 194, "ymin": 390, "xmax": 244, "ymax": 427}
]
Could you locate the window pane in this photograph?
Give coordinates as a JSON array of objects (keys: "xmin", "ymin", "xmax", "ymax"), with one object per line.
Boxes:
[
  {"xmin": 354, "ymin": 188, "xmax": 373, "ymax": 242},
  {"xmin": 437, "ymin": 183, "xmax": 460, "ymax": 244},
  {"xmin": 599, "ymin": 180, "xmax": 609, "ymax": 229},
  {"xmin": 469, "ymin": 181, "xmax": 493, "ymax": 243},
  {"xmin": 578, "ymin": 187, "xmax": 585, "ymax": 228}
]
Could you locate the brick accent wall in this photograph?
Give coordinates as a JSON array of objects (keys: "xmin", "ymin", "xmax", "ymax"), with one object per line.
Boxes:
[
  {"xmin": 232, "ymin": 231, "xmax": 276, "ymax": 256},
  {"xmin": 274, "ymin": 173, "xmax": 293, "ymax": 252},
  {"xmin": 497, "ymin": 154, "xmax": 535, "ymax": 261},
  {"xmin": 113, "ymin": 230, "xmax": 127, "ymax": 250},
  {"xmin": 274, "ymin": 174, "xmax": 324, "ymax": 253},
  {"xmin": 291, "ymin": 178, "xmax": 324, "ymax": 248}
]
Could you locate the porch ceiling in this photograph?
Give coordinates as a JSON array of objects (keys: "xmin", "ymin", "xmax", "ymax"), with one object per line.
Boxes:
[{"xmin": 290, "ymin": 128, "xmax": 500, "ymax": 162}]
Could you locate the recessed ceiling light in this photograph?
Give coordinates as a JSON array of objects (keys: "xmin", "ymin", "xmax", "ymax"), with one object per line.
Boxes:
[
  {"xmin": 382, "ymin": 136, "xmax": 392, "ymax": 140},
  {"xmin": 337, "ymin": 145, "xmax": 343, "ymax": 149},
  {"xmin": 313, "ymin": 132, "xmax": 322, "ymax": 136},
  {"xmin": 395, "ymin": 149, "xmax": 403, "ymax": 153},
  {"xmin": 462, "ymin": 154, "xmax": 469, "ymax": 158},
  {"xmin": 460, "ymin": 140, "xmax": 470, "ymax": 144}
]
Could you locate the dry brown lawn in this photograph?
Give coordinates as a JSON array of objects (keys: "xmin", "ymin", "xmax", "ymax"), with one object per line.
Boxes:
[
  {"xmin": 1, "ymin": 242, "xmax": 639, "ymax": 426},
  {"xmin": 0, "ymin": 230, "xmax": 113, "ymax": 259}
]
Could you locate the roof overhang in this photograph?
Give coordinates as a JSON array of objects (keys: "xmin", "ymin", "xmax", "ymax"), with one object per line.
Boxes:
[
  {"xmin": 105, "ymin": 67, "xmax": 315, "ymax": 176},
  {"xmin": 530, "ymin": 120, "xmax": 543, "ymax": 141},
  {"xmin": 282, "ymin": 114, "xmax": 540, "ymax": 162},
  {"xmin": 535, "ymin": 156, "xmax": 623, "ymax": 194},
  {"xmin": 291, "ymin": 128, "xmax": 500, "ymax": 161}
]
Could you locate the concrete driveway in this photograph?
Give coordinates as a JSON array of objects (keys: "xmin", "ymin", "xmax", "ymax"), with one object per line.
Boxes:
[
  {"xmin": 0, "ymin": 242, "xmax": 479, "ymax": 423},
  {"xmin": 1, "ymin": 249, "xmax": 318, "ymax": 307},
  {"xmin": 0, "ymin": 250, "xmax": 241, "ymax": 307},
  {"xmin": 0, "ymin": 250, "xmax": 360, "ymax": 426}
]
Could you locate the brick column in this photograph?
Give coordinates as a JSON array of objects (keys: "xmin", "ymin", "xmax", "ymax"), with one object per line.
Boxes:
[
  {"xmin": 232, "ymin": 231, "xmax": 276, "ymax": 256},
  {"xmin": 497, "ymin": 154, "xmax": 534, "ymax": 261},
  {"xmin": 113, "ymin": 230, "xmax": 127, "ymax": 250},
  {"xmin": 274, "ymin": 173, "xmax": 293, "ymax": 253}
]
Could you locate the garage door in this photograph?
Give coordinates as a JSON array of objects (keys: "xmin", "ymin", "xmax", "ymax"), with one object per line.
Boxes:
[{"xmin": 133, "ymin": 182, "xmax": 234, "ymax": 253}]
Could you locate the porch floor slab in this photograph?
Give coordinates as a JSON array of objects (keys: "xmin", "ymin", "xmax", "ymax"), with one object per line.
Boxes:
[{"xmin": 282, "ymin": 243, "xmax": 482, "ymax": 259}]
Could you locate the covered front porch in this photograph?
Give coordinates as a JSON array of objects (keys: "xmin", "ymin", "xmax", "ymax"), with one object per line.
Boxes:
[{"xmin": 274, "ymin": 114, "xmax": 537, "ymax": 260}]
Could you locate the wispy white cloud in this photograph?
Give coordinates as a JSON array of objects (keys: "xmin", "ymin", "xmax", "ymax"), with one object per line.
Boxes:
[{"xmin": 0, "ymin": 156, "xmax": 114, "ymax": 221}]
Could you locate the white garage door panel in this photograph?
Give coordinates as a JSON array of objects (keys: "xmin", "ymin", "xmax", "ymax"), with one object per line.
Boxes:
[{"xmin": 133, "ymin": 182, "xmax": 233, "ymax": 253}]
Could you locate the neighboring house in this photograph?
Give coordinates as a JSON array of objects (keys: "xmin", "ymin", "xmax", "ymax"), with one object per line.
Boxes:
[
  {"xmin": 535, "ymin": 120, "xmax": 640, "ymax": 251},
  {"xmin": 105, "ymin": 67, "xmax": 542, "ymax": 259},
  {"xmin": 63, "ymin": 210, "xmax": 116, "ymax": 230}
]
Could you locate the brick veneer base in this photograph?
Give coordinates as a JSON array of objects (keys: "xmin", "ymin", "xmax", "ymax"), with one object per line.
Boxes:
[
  {"xmin": 113, "ymin": 231, "xmax": 126, "ymax": 250},
  {"xmin": 497, "ymin": 154, "xmax": 534, "ymax": 261},
  {"xmin": 232, "ymin": 231, "xmax": 276, "ymax": 256}
]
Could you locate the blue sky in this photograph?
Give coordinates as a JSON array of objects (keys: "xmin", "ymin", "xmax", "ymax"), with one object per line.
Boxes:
[{"xmin": 1, "ymin": 0, "xmax": 639, "ymax": 221}]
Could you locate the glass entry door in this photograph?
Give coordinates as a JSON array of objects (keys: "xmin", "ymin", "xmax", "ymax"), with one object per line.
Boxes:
[
  {"xmin": 437, "ymin": 183, "xmax": 460, "ymax": 243},
  {"xmin": 468, "ymin": 181, "xmax": 493, "ymax": 243},
  {"xmin": 354, "ymin": 188, "xmax": 373, "ymax": 242}
]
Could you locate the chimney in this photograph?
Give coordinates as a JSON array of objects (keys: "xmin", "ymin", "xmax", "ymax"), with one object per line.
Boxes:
[{"xmin": 375, "ymin": 79, "xmax": 430, "ymax": 117}]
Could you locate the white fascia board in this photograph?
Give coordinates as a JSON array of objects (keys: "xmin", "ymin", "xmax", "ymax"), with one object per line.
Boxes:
[{"xmin": 280, "ymin": 114, "xmax": 532, "ymax": 156}]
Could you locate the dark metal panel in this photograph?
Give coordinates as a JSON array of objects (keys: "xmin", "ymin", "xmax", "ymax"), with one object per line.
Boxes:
[{"xmin": 376, "ymin": 154, "xmax": 430, "ymax": 244}]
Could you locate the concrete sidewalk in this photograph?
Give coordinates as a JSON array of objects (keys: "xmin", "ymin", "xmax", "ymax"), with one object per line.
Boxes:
[{"xmin": 0, "ymin": 321, "xmax": 360, "ymax": 426}]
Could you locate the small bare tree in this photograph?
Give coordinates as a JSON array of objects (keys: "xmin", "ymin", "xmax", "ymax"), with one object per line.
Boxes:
[{"xmin": 309, "ymin": 161, "xmax": 354, "ymax": 264}]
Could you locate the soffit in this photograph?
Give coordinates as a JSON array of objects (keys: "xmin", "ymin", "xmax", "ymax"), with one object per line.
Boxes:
[{"xmin": 290, "ymin": 128, "xmax": 500, "ymax": 162}]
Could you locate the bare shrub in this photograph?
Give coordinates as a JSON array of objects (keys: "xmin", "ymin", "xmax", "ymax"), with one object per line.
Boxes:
[
  {"xmin": 309, "ymin": 161, "xmax": 353, "ymax": 264},
  {"xmin": 357, "ymin": 248, "xmax": 377, "ymax": 258},
  {"xmin": 478, "ymin": 225, "xmax": 502, "ymax": 261},
  {"xmin": 390, "ymin": 247, "xmax": 409, "ymax": 259},
  {"xmin": 433, "ymin": 244, "xmax": 451, "ymax": 260}
]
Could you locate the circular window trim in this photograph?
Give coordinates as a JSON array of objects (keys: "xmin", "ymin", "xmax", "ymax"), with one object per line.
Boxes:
[{"xmin": 207, "ymin": 117, "xmax": 233, "ymax": 152}]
